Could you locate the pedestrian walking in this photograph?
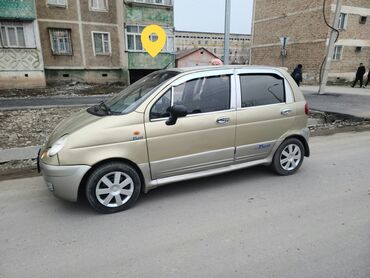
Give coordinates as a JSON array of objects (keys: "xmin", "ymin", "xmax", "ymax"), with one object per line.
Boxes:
[
  {"xmin": 365, "ymin": 68, "xmax": 369, "ymax": 88},
  {"xmin": 351, "ymin": 63, "xmax": 366, "ymax": 88},
  {"xmin": 291, "ymin": 64, "xmax": 303, "ymax": 86}
]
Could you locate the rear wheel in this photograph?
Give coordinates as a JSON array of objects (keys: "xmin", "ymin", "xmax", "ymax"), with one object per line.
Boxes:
[
  {"xmin": 272, "ymin": 138, "xmax": 304, "ymax": 176},
  {"xmin": 85, "ymin": 162, "xmax": 141, "ymax": 213}
]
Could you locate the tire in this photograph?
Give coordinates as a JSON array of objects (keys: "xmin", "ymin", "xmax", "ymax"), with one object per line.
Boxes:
[
  {"xmin": 85, "ymin": 162, "xmax": 141, "ymax": 213},
  {"xmin": 272, "ymin": 138, "xmax": 305, "ymax": 176}
]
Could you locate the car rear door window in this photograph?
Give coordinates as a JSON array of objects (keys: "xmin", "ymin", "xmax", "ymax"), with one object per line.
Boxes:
[{"xmin": 240, "ymin": 74, "xmax": 285, "ymax": 108}]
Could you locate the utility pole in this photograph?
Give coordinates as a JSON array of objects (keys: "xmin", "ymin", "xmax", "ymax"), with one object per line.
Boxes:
[
  {"xmin": 319, "ymin": 0, "xmax": 342, "ymax": 94},
  {"xmin": 224, "ymin": 0, "xmax": 231, "ymax": 65}
]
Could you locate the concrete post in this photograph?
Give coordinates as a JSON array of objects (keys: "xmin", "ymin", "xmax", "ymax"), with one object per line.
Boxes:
[
  {"xmin": 249, "ymin": 0, "xmax": 256, "ymax": 65},
  {"xmin": 224, "ymin": 0, "xmax": 231, "ymax": 65},
  {"xmin": 319, "ymin": 0, "xmax": 342, "ymax": 94}
]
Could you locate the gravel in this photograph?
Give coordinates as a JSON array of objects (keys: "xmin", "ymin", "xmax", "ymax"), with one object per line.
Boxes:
[{"xmin": 0, "ymin": 107, "xmax": 84, "ymax": 149}]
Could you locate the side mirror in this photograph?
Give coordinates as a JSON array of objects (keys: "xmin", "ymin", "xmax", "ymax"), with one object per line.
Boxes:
[{"xmin": 166, "ymin": 105, "xmax": 188, "ymax": 126}]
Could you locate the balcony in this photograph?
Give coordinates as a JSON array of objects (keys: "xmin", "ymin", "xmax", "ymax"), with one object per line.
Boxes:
[
  {"xmin": 125, "ymin": 0, "xmax": 173, "ymax": 8},
  {"xmin": 0, "ymin": 0, "xmax": 36, "ymax": 20}
]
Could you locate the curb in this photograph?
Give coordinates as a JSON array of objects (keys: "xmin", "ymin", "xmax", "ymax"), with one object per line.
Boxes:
[{"xmin": 0, "ymin": 146, "xmax": 40, "ymax": 163}]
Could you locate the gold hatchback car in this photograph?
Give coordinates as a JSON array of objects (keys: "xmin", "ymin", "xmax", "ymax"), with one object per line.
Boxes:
[{"xmin": 39, "ymin": 66, "xmax": 310, "ymax": 213}]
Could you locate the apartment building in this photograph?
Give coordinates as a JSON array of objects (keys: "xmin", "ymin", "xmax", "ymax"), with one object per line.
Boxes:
[
  {"xmin": 175, "ymin": 30, "xmax": 251, "ymax": 65},
  {"xmin": 36, "ymin": 0, "xmax": 128, "ymax": 84},
  {"xmin": 251, "ymin": 0, "xmax": 370, "ymax": 83},
  {"xmin": 0, "ymin": 0, "xmax": 45, "ymax": 89},
  {"xmin": 1, "ymin": 0, "xmax": 176, "ymax": 87},
  {"xmin": 124, "ymin": 0, "xmax": 175, "ymax": 83}
]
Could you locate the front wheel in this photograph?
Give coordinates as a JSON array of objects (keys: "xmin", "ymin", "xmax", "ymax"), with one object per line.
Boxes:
[
  {"xmin": 85, "ymin": 162, "xmax": 141, "ymax": 213},
  {"xmin": 272, "ymin": 138, "xmax": 304, "ymax": 176}
]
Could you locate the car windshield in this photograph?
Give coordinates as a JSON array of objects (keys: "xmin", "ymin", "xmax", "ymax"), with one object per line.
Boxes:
[{"xmin": 99, "ymin": 70, "xmax": 179, "ymax": 115}]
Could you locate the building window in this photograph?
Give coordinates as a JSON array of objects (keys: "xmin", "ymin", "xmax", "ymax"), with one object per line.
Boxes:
[
  {"xmin": 48, "ymin": 0, "xmax": 67, "ymax": 7},
  {"xmin": 0, "ymin": 23, "xmax": 25, "ymax": 47},
  {"xmin": 49, "ymin": 29, "xmax": 72, "ymax": 55},
  {"xmin": 338, "ymin": 13, "xmax": 348, "ymax": 30},
  {"xmin": 127, "ymin": 0, "xmax": 173, "ymax": 6},
  {"xmin": 126, "ymin": 25, "xmax": 174, "ymax": 53},
  {"xmin": 359, "ymin": 16, "xmax": 367, "ymax": 24},
  {"xmin": 166, "ymin": 34, "xmax": 174, "ymax": 53},
  {"xmin": 126, "ymin": 25, "xmax": 144, "ymax": 51},
  {"xmin": 90, "ymin": 0, "xmax": 108, "ymax": 11},
  {"xmin": 332, "ymin": 45, "xmax": 343, "ymax": 60},
  {"xmin": 92, "ymin": 32, "xmax": 111, "ymax": 55}
]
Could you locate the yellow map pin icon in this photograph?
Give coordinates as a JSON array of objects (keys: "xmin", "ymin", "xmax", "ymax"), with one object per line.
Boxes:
[{"xmin": 141, "ymin": 25, "xmax": 167, "ymax": 58}]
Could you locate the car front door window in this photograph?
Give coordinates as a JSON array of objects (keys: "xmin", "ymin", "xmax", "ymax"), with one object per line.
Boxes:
[
  {"xmin": 173, "ymin": 75, "xmax": 231, "ymax": 114},
  {"xmin": 150, "ymin": 89, "xmax": 171, "ymax": 119}
]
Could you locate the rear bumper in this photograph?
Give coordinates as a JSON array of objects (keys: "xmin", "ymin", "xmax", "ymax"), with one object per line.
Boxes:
[
  {"xmin": 300, "ymin": 127, "xmax": 310, "ymax": 157},
  {"xmin": 40, "ymin": 161, "xmax": 91, "ymax": 202}
]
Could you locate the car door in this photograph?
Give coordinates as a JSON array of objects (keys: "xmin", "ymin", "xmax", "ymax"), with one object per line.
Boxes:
[
  {"xmin": 235, "ymin": 69, "xmax": 296, "ymax": 163},
  {"xmin": 144, "ymin": 70, "xmax": 237, "ymax": 180}
]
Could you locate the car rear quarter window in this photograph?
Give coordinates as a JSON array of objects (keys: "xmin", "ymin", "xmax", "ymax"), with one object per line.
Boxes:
[{"xmin": 240, "ymin": 74, "xmax": 285, "ymax": 108}]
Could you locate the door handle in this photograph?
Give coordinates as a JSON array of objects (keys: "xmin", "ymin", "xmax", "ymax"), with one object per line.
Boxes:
[
  {"xmin": 281, "ymin": 108, "xmax": 293, "ymax": 116},
  {"xmin": 216, "ymin": 117, "xmax": 230, "ymax": 125}
]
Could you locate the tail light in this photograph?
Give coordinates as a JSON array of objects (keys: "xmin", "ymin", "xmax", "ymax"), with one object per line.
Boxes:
[{"xmin": 304, "ymin": 102, "xmax": 309, "ymax": 115}]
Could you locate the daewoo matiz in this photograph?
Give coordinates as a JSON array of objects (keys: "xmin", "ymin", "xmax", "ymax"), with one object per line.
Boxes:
[{"xmin": 39, "ymin": 66, "xmax": 310, "ymax": 213}]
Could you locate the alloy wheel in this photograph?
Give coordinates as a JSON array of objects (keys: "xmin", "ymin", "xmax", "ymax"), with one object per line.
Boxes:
[
  {"xmin": 96, "ymin": 171, "xmax": 134, "ymax": 208},
  {"xmin": 279, "ymin": 144, "xmax": 302, "ymax": 171}
]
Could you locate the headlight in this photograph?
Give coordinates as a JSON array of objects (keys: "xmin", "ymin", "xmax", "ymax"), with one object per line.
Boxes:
[{"xmin": 47, "ymin": 135, "xmax": 69, "ymax": 157}]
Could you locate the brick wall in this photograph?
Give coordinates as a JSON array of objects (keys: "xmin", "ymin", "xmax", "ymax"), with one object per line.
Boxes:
[
  {"xmin": 343, "ymin": 0, "xmax": 370, "ymax": 8},
  {"xmin": 253, "ymin": 9, "xmax": 329, "ymax": 46},
  {"xmin": 251, "ymin": 0, "xmax": 333, "ymax": 82},
  {"xmin": 338, "ymin": 14, "xmax": 370, "ymax": 40},
  {"xmin": 254, "ymin": 0, "xmax": 332, "ymax": 21},
  {"xmin": 252, "ymin": 42, "xmax": 327, "ymax": 82},
  {"xmin": 252, "ymin": 0, "xmax": 370, "ymax": 83},
  {"xmin": 331, "ymin": 46, "xmax": 370, "ymax": 73}
]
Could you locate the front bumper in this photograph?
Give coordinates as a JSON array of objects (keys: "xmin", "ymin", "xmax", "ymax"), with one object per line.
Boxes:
[{"xmin": 40, "ymin": 161, "xmax": 91, "ymax": 202}]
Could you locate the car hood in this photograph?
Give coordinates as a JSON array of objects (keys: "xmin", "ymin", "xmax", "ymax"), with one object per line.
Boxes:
[{"xmin": 46, "ymin": 109, "xmax": 100, "ymax": 147}]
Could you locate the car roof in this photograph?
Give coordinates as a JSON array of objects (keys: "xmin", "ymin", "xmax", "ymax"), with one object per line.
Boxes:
[{"xmin": 172, "ymin": 65, "xmax": 287, "ymax": 74}]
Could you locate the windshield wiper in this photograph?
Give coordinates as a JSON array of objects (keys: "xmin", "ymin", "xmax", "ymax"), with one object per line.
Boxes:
[{"xmin": 95, "ymin": 101, "xmax": 112, "ymax": 115}]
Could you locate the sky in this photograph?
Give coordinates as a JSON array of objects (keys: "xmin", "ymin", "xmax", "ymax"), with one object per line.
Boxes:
[{"xmin": 174, "ymin": 0, "xmax": 253, "ymax": 35}]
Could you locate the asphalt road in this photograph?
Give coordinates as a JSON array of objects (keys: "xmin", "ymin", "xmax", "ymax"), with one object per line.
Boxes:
[
  {"xmin": 1, "ymin": 132, "xmax": 370, "ymax": 278},
  {"xmin": 303, "ymin": 91, "xmax": 370, "ymax": 119},
  {"xmin": 0, "ymin": 95, "xmax": 109, "ymax": 110}
]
